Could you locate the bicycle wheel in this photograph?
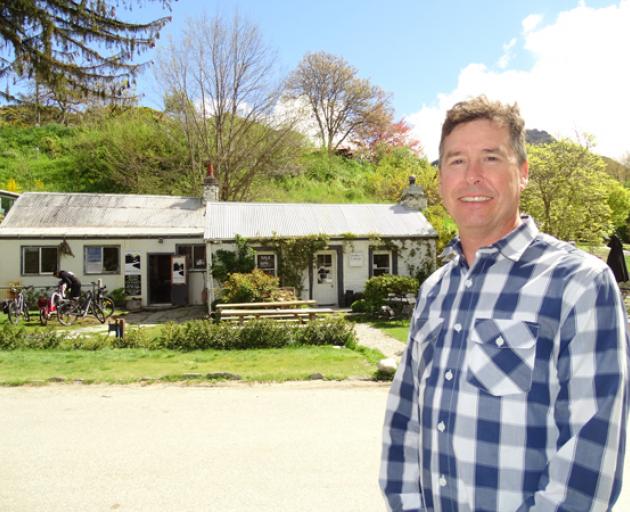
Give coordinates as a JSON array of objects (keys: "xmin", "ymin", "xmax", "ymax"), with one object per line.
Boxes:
[
  {"xmin": 100, "ymin": 297, "xmax": 115, "ymax": 318},
  {"xmin": 7, "ymin": 302, "xmax": 18, "ymax": 324},
  {"xmin": 91, "ymin": 303, "xmax": 106, "ymax": 323},
  {"xmin": 58, "ymin": 303, "xmax": 79, "ymax": 326},
  {"xmin": 40, "ymin": 309, "xmax": 48, "ymax": 326}
]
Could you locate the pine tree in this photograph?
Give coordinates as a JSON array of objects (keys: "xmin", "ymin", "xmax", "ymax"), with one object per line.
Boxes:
[{"xmin": 0, "ymin": 0, "xmax": 172, "ymax": 101}]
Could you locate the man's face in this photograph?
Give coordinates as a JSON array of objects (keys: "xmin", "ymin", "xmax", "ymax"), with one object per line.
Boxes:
[{"xmin": 439, "ymin": 118, "xmax": 528, "ymax": 248}]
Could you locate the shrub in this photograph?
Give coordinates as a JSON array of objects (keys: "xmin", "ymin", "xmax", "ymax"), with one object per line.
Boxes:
[
  {"xmin": 236, "ymin": 320, "xmax": 292, "ymax": 349},
  {"xmin": 109, "ymin": 288, "xmax": 127, "ymax": 307},
  {"xmin": 0, "ymin": 324, "xmax": 63, "ymax": 350},
  {"xmin": 296, "ymin": 315, "xmax": 357, "ymax": 348},
  {"xmin": 0, "ymin": 323, "xmax": 26, "ymax": 350},
  {"xmin": 350, "ymin": 299, "xmax": 369, "ymax": 313},
  {"xmin": 220, "ymin": 269, "xmax": 280, "ymax": 303},
  {"xmin": 363, "ymin": 274, "xmax": 419, "ymax": 315}
]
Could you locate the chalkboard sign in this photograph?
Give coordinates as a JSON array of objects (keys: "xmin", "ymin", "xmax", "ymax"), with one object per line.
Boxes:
[{"xmin": 125, "ymin": 274, "xmax": 141, "ymax": 296}]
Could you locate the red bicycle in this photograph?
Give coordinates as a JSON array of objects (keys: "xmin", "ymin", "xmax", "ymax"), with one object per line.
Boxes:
[{"xmin": 38, "ymin": 286, "xmax": 65, "ymax": 326}]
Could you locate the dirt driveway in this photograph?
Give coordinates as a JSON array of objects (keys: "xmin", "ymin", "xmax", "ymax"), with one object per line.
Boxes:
[{"xmin": 0, "ymin": 381, "xmax": 391, "ymax": 512}]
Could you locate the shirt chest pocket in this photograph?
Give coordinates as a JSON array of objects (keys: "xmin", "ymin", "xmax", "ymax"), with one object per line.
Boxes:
[
  {"xmin": 466, "ymin": 318, "xmax": 539, "ymax": 396},
  {"xmin": 411, "ymin": 316, "xmax": 444, "ymax": 381}
]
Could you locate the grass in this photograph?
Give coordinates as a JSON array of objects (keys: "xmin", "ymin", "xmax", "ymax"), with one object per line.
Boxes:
[
  {"xmin": 0, "ymin": 343, "xmax": 384, "ymax": 386},
  {"xmin": 369, "ymin": 319, "xmax": 410, "ymax": 343}
]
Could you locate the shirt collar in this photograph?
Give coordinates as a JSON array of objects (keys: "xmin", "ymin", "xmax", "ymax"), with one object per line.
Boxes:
[{"xmin": 439, "ymin": 216, "xmax": 539, "ymax": 264}]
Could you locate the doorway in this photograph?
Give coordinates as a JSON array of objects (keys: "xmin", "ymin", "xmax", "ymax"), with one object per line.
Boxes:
[{"xmin": 148, "ymin": 254, "xmax": 172, "ymax": 304}]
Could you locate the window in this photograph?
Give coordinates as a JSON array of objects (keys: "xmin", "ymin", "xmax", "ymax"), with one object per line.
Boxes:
[
  {"xmin": 22, "ymin": 246, "xmax": 58, "ymax": 275},
  {"xmin": 256, "ymin": 253, "xmax": 277, "ymax": 276},
  {"xmin": 84, "ymin": 246, "xmax": 120, "ymax": 274},
  {"xmin": 176, "ymin": 244, "xmax": 206, "ymax": 270},
  {"xmin": 372, "ymin": 252, "xmax": 391, "ymax": 276}
]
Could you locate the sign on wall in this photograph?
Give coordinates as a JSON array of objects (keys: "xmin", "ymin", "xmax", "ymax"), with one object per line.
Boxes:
[
  {"xmin": 172, "ymin": 256, "xmax": 186, "ymax": 285},
  {"xmin": 124, "ymin": 252, "xmax": 142, "ymax": 296},
  {"xmin": 349, "ymin": 253, "xmax": 363, "ymax": 267}
]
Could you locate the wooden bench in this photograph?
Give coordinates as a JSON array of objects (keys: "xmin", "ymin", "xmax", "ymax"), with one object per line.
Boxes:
[
  {"xmin": 215, "ymin": 300, "xmax": 335, "ymax": 324},
  {"xmin": 215, "ymin": 300, "xmax": 316, "ymax": 311}
]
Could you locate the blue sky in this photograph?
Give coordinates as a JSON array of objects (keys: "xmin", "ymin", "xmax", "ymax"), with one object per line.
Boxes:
[{"xmin": 128, "ymin": 1, "xmax": 630, "ymax": 160}]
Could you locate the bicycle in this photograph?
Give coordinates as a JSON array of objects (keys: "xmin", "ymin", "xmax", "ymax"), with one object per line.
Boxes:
[
  {"xmin": 5, "ymin": 286, "xmax": 34, "ymax": 324},
  {"xmin": 57, "ymin": 290, "xmax": 106, "ymax": 326},
  {"xmin": 92, "ymin": 282, "xmax": 115, "ymax": 319},
  {"xmin": 37, "ymin": 286, "xmax": 65, "ymax": 326}
]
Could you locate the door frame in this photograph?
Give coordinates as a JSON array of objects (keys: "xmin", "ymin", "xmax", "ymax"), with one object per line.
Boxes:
[{"xmin": 308, "ymin": 245, "xmax": 343, "ymax": 305}]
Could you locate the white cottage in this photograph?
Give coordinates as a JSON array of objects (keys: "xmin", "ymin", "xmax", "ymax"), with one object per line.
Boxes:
[{"xmin": 0, "ymin": 176, "xmax": 437, "ymax": 308}]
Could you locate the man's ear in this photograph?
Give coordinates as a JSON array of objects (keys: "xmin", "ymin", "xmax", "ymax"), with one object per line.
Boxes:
[{"xmin": 519, "ymin": 161, "xmax": 529, "ymax": 190}]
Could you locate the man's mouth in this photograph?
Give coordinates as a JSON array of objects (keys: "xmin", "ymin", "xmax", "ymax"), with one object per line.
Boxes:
[{"xmin": 459, "ymin": 196, "xmax": 491, "ymax": 203}]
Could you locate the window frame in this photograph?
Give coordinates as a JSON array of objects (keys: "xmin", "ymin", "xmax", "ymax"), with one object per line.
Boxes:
[
  {"xmin": 21, "ymin": 246, "xmax": 59, "ymax": 276},
  {"xmin": 176, "ymin": 244, "xmax": 207, "ymax": 270},
  {"xmin": 372, "ymin": 251, "xmax": 392, "ymax": 277},
  {"xmin": 83, "ymin": 245, "xmax": 121, "ymax": 275}
]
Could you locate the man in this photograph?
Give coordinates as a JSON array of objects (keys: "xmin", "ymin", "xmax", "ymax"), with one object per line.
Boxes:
[
  {"xmin": 53, "ymin": 269, "xmax": 82, "ymax": 300},
  {"xmin": 380, "ymin": 96, "xmax": 629, "ymax": 511}
]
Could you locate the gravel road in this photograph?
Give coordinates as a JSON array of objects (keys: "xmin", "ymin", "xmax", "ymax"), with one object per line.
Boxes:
[{"xmin": 0, "ymin": 382, "xmax": 391, "ymax": 512}]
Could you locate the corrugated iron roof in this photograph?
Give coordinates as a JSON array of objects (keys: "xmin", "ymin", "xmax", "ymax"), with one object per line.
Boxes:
[
  {"xmin": 0, "ymin": 192, "xmax": 205, "ymax": 237},
  {"xmin": 204, "ymin": 202, "xmax": 437, "ymax": 240}
]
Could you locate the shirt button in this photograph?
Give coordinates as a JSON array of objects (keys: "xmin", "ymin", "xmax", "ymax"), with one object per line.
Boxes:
[
  {"xmin": 445, "ymin": 370, "xmax": 454, "ymax": 381},
  {"xmin": 465, "ymin": 279, "xmax": 473, "ymax": 288},
  {"xmin": 453, "ymin": 323, "xmax": 462, "ymax": 332},
  {"xmin": 439, "ymin": 475, "xmax": 447, "ymax": 487},
  {"xmin": 495, "ymin": 336, "xmax": 505, "ymax": 347},
  {"xmin": 437, "ymin": 421, "xmax": 446, "ymax": 432}
]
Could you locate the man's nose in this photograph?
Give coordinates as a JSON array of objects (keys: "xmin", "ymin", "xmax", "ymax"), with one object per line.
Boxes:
[{"xmin": 465, "ymin": 160, "xmax": 483, "ymax": 184}]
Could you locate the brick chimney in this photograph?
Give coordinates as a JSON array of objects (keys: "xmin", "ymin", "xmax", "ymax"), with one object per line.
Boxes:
[
  {"xmin": 203, "ymin": 161, "xmax": 220, "ymax": 202},
  {"xmin": 399, "ymin": 175, "xmax": 427, "ymax": 210}
]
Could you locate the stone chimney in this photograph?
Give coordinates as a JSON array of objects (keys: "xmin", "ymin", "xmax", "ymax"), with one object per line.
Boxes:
[
  {"xmin": 399, "ymin": 175, "xmax": 427, "ymax": 210},
  {"xmin": 203, "ymin": 161, "xmax": 220, "ymax": 202}
]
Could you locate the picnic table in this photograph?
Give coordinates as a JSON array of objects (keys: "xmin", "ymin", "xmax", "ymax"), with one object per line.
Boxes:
[{"xmin": 215, "ymin": 300, "xmax": 335, "ymax": 324}]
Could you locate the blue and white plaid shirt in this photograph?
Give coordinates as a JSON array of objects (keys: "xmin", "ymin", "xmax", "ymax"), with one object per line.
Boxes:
[{"xmin": 380, "ymin": 217, "xmax": 629, "ymax": 511}]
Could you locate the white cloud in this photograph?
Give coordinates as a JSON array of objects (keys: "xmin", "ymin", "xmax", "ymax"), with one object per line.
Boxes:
[
  {"xmin": 522, "ymin": 14, "xmax": 543, "ymax": 33},
  {"xmin": 497, "ymin": 38, "xmax": 517, "ymax": 69},
  {"xmin": 408, "ymin": 1, "xmax": 630, "ymax": 162}
]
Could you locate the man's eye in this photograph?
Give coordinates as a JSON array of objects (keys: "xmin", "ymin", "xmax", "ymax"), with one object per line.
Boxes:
[
  {"xmin": 449, "ymin": 158, "xmax": 464, "ymax": 166},
  {"xmin": 485, "ymin": 155, "xmax": 499, "ymax": 162}
]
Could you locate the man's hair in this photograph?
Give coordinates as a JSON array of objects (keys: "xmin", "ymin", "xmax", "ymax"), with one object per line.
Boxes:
[{"xmin": 438, "ymin": 95, "xmax": 527, "ymax": 166}]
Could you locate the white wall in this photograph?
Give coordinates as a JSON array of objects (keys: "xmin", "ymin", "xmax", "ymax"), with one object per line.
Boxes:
[
  {"xmin": 0, "ymin": 237, "xmax": 206, "ymax": 306},
  {"xmin": 207, "ymin": 237, "xmax": 436, "ymax": 305}
]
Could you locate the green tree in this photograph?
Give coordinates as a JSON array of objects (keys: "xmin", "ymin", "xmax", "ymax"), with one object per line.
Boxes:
[
  {"xmin": 0, "ymin": 1, "xmax": 172, "ymax": 102},
  {"xmin": 521, "ymin": 140, "xmax": 613, "ymax": 243},
  {"xmin": 156, "ymin": 14, "xmax": 304, "ymax": 200},
  {"xmin": 284, "ymin": 51, "xmax": 392, "ymax": 153}
]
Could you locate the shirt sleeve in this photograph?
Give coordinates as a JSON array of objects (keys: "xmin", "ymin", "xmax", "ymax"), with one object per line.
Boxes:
[
  {"xmin": 518, "ymin": 269, "xmax": 629, "ymax": 511},
  {"xmin": 379, "ymin": 333, "xmax": 425, "ymax": 512}
]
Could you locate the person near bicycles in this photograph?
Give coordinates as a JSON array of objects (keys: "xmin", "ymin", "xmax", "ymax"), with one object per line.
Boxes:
[{"xmin": 53, "ymin": 270, "xmax": 82, "ymax": 300}]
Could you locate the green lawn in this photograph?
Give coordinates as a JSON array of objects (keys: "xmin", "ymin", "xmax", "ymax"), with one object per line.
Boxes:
[
  {"xmin": 370, "ymin": 319, "xmax": 410, "ymax": 343},
  {"xmin": 0, "ymin": 345, "xmax": 383, "ymax": 386}
]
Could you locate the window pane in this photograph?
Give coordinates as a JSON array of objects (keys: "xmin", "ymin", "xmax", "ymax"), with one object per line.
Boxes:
[
  {"xmin": 41, "ymin": 247, "xmax": 58, "ymax": 273},
  {"xmin": 193, "ymin": 246, "xmax": 206, "ymax": 268},
  {"xmin": 23, "ymin": 248, "xmax": 40, "ymax": 274},
  {"xmin": 103, "ymin": 247, "xmax": 119, "ymax": 272},
  {"xmin": 85, "ymin": 246, "xmax": 102, "ymax": 274},
  {"xmin": 373, "ymin": 253, "xmax": 390, "ymax": 277}
]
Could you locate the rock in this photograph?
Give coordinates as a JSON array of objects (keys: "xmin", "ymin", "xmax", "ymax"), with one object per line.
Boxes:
[
  {"xmin": 377, "ymin": 358, "xmax": 398, "ymax": 375},
  {"xmin": 206, "ymin": 372, "xmax": 241, "ymax": 381},
  {"xmin": 308, "ymin": 373, "xmax": 325, "ymax": 380},
  {"xmin": 47, "ymin": 376, "xmax": 65, "ymax": 383}
]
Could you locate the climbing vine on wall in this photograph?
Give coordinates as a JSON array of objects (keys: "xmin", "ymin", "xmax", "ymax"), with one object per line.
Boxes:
[{"xmin": 261, "ymin": 234, "xmax": 330, "ymax": 295}]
